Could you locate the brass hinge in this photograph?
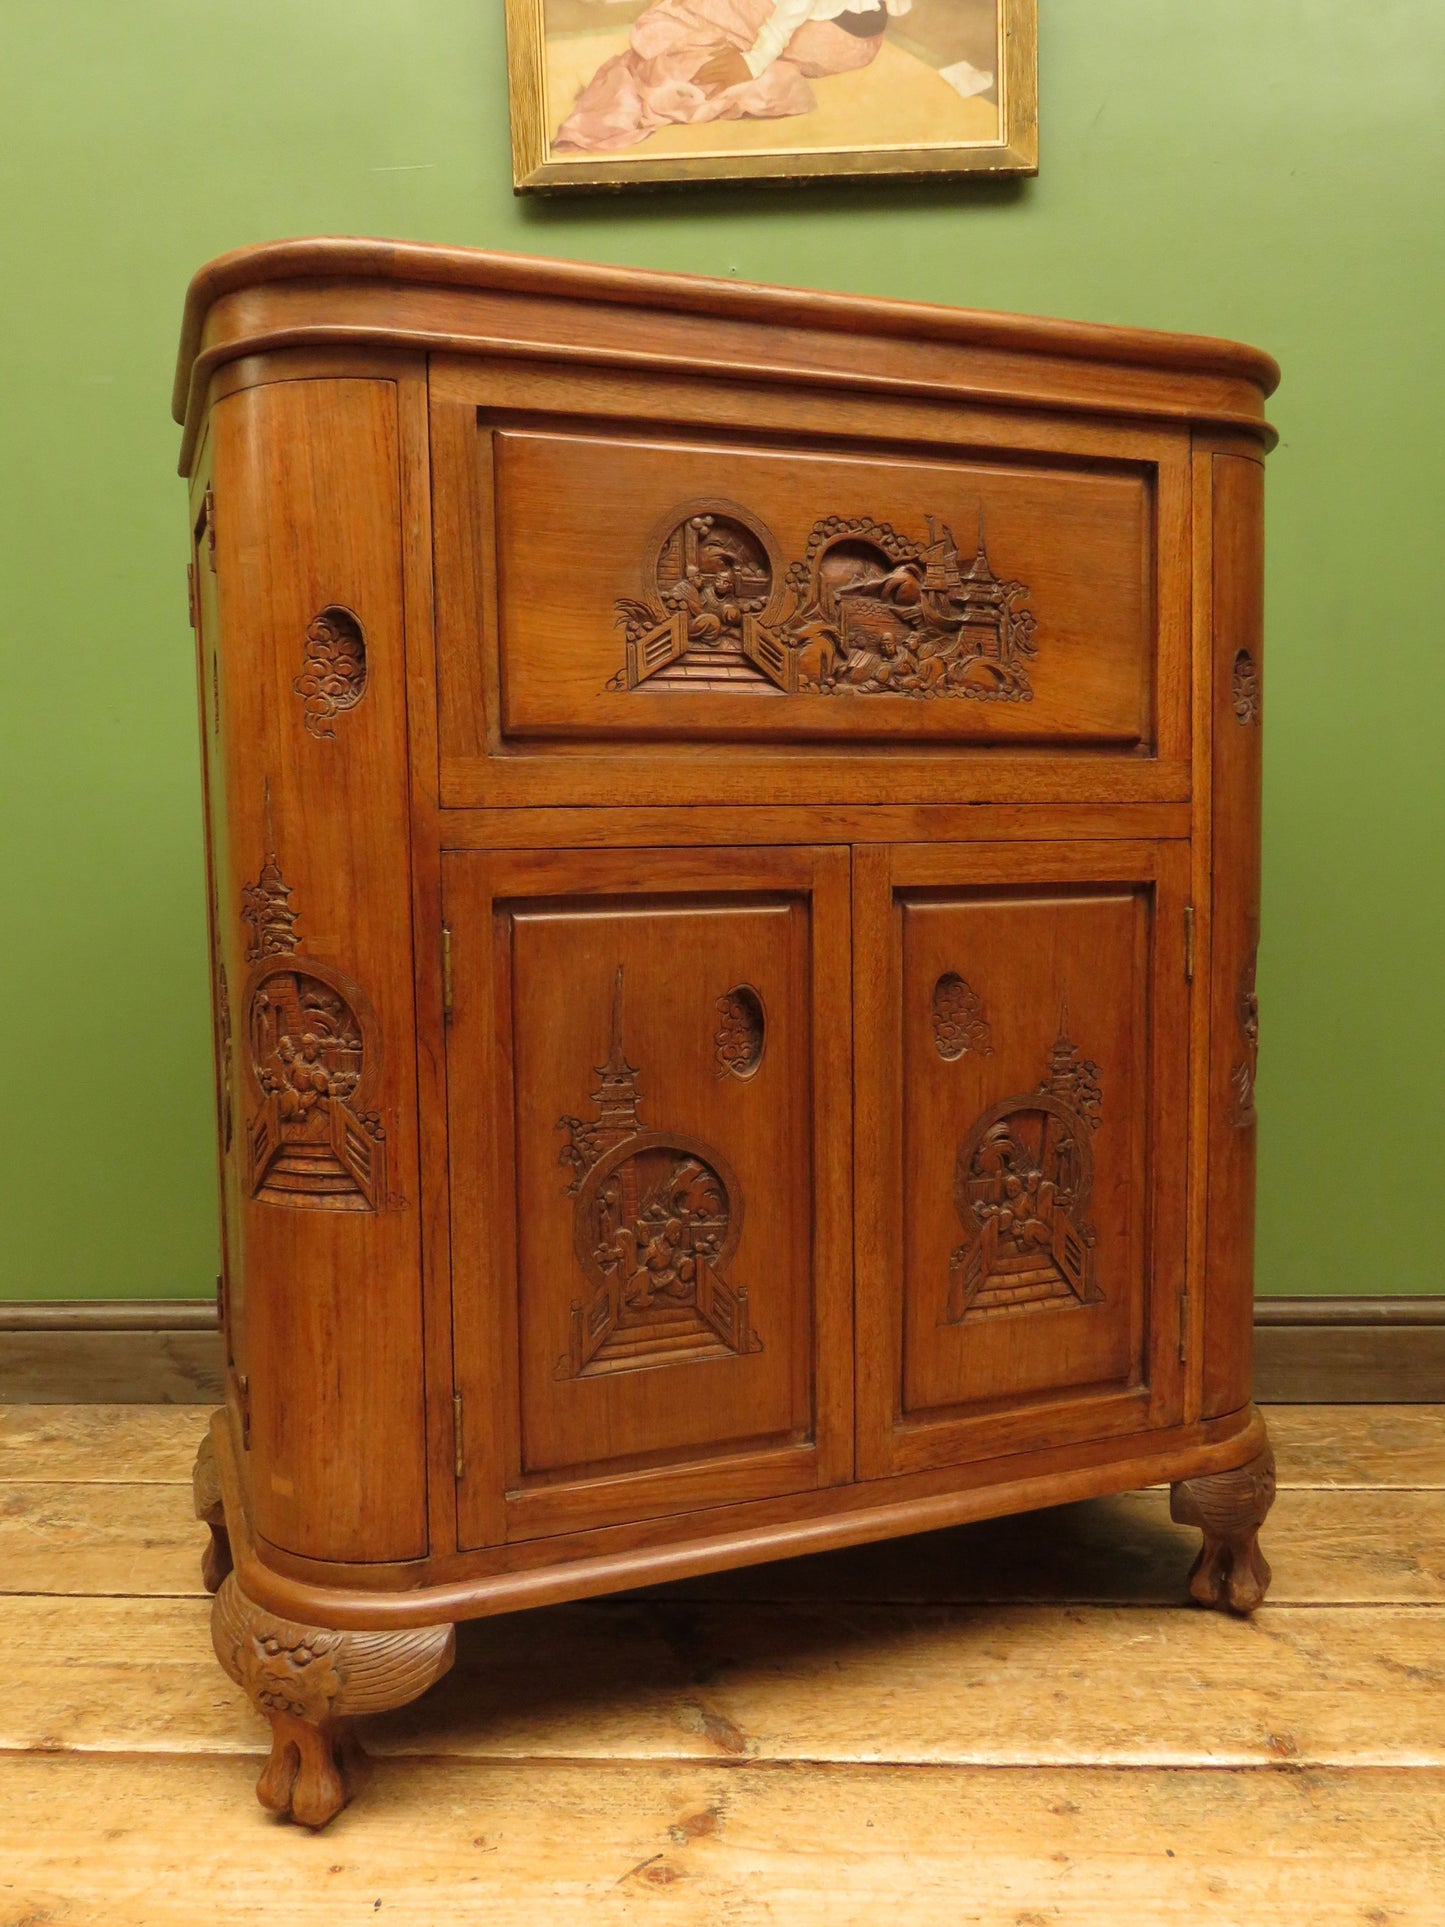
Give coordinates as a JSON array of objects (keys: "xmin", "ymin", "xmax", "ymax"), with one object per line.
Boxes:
[
  {"xmin": 203, "ymin": 488, "xmax": 217, "ymax": 569},
  {"xmin": 1178, "ymin": 1287, "xmax": 1190, "ymax": 1364},
  {"xmin": 1184, "ymin": 905, "xmax": 1196, "ymax": 983},
  {"xmin": 187, "ymin": 561, "xmax": 199, "ymax": 630},
  {"xmin": 441, "ymin": 922, "xmax": 454, "ymax": 1021},
  {"xmin": 453, "ymin": 1391, "xmax": 465, "ymax": 1481}
]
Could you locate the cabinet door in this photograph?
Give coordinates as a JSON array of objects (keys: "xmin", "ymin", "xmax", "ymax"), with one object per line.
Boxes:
[
  {"xmin": 445, "ymin": 846, "xmax": 852, "ymax": 1546},
  {"xmin": 854, "ymin": 841, "xmax": 1190, "ymax": 1478}
]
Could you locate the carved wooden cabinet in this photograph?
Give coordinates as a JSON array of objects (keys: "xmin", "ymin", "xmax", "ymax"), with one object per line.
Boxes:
[{"xmin": 177, "ymin": 240, "xmax": 1277, "ymax": 1828}]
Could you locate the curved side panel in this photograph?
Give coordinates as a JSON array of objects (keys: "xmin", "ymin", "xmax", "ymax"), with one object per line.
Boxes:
[
  {"xmin": 1203, "ymin": 454, "xmax": 1265, "ymax": 1417},
  {"xmin": 209, "ymin": 376, "xmax": 427, "ymax": 1562}
]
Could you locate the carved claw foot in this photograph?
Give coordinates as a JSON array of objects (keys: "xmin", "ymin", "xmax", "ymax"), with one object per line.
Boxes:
[
  {"xmin": 192, "ymin": 1428, "xmax": 232, "ymax": 1595},
  {"xmin": 211, "ymin": 1573, "xmax": 455, "ymax": 1828},
  {"xmin": 1170, "ymin": 1442, "xmax": 1276, "ymax": 1614}
]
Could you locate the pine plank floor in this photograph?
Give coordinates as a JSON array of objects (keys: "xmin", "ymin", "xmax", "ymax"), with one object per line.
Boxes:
[{"xmin": 0, "ymin": 1406, "xmax": 1441, "ymax": 1925}]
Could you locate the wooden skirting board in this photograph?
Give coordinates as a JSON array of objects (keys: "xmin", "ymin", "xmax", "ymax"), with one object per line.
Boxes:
[
  {"xmin": 1, "ymin": 1296, "xmax": 1441, "ymax": 1404},
  {"xmin": 0, "ymin": 1301, "xmax": 224, "ymax": 1404},
  {"xmin": 1253, "ymin": 1297, "xmax": 1445, "ymax": 1403}
]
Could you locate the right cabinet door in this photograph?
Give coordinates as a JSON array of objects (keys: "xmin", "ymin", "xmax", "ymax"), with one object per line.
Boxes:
[{"xmin": 854, "ymin": 840, "xmax": 1190, "ymax": 1479}]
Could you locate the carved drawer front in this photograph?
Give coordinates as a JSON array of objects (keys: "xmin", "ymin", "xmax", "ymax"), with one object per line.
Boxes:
[
  {"xmin": 431, "ymin": 360, "xmax": 1191, "ymax": 807},
  {"xmin": 853, "ymin": 840, "xmax": 1190, "ymax": 1481},
  {"xmin": 443, "ymin": 846, "xmax": 852, "ymax": 1548}
]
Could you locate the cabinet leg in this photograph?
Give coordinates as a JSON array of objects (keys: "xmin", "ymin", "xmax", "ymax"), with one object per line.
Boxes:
[
  {"xmin": 211, "ymin": 1572, "xmax": 455, "ymax": 1828},
  {"xmin": 1169, "ymin": 1440, "xmax": 1276, "ymax": 1614},
  {"xmin": 192, "ymin": 1428, "xmax": 232, "ymax": 1595}
]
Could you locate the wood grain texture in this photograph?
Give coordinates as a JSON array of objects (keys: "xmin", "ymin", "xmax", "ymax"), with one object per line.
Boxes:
[
  {"xmin": 2, "ymin": 1593, "xmax": 1442, "ymax": 1769},
  {"xmin": 172, "ymin": 256, "xmax": 1283, "ymax": 1805},
  {"xmin": 4, "ymin": 1403, "xmax": 1442, "ymax": 1915},
  {"xmin": 207, "ymin": 376, "xmax": 428, "ymax": 1567},
  {"xmin": 0, "ymin": 1406, "xmax": 212, "ymax": 1481},
  {"xmin": 1266, "ymin": 1406, "xmax": 1445, "ymax": 1488},
  {"xmin": 3, "ymin": 1757, "xmax": 1438, "ymax": 1927},
  {"xmin": 174, "ymin": 240, "xmax": 1279, "ymax": 456},
  {"xmin": 1256, "ymin": 1321, "xmax": 1445, "ymax": 1404},
  {"xmin": 5, "ymin": 1478, "xmax": 1443, "ymax": 1607},
  {"xmin": 8, "ymin": 1401, "xmax": 1436, "ymax": 1488},
  {"xmin": 1202, "ymin": 453, "xmax": 1265, "ymax": 1419},
  {"xmin": 0, "ymin": 1330, "xmax": 223, "ymax": 1405}
]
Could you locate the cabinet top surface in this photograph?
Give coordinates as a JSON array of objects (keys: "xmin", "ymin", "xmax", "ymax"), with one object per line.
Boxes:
[{"xmin": 173, "ymin": 236, "xmax": 1279, "ymax": 454}]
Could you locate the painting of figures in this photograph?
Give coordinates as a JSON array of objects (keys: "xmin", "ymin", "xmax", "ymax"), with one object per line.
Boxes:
[{"xmin": 506, "ymin": 0, "xmax": 1037, "ymax": 187}]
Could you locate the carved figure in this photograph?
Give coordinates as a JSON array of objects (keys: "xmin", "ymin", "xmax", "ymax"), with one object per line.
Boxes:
[
  {"xmin": 946, "ymin": 1018, "xmax": 1104, "ymax": 1322},
  {"xmin": 612, "ymin": 503, "xmax": 1039, "ymax": 702},
  {"xmin": 246, "ymin": 966, "xmax": 386, "ymax": 1211},
  {"xmin": 612, "ymin": 502, "xmax": 793, "ymax": 690},
  {"xmin": 557, "ymin": 968, "xmax": 760, "ymax": 1376}
]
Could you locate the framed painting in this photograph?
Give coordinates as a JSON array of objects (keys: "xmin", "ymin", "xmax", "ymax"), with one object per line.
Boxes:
[{"xmin": 505, "ymin": 0, "xmax": 1038, "ymax": 190}]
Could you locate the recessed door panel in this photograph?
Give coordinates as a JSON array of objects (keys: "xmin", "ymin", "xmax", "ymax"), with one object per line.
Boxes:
[
  {"xmin": 855, "ymin": 841, "xmax": 1189, "ymax": 1478},
  {"xmin": 901, "ymin": 888, "xmax": 1147, "ymax": 1413},
  {"xmin": 491, "ymin": 427, "xmax": 1154, "ymax": 749},
  {"xmin": 445, "ymin": 846, "xmax": 852, "ymax": 1546}
]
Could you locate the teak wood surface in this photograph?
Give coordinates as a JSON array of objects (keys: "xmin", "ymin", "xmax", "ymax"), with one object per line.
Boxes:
[
  {"xmin": 3, "ymin": 1404, "xmax": 1441, "ymax": 1921},
  {"xmin": 172, "ymin": 240, "xmax": 1279, "ymax": 1827}
]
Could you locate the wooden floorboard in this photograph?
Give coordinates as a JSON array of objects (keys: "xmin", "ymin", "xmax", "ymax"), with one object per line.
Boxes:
[
  {"xmin": 0, "ymin": 1404, "xmax": 209, "ymax": 1482},
  {"xmin": 2, "ymin": 1756, "xmax": 1440, "ymax": 1927},
  {"xmin": 1265, "ymin": 1405, "xmax": 1445, "ymax": 1488},
  {"xmin": 2, "ymin": 1594, "xmax": 1441, "ymax": 1770},
  {"xmin": 2, "ymin": 1405, "xmax": 1442, "ymax": 1924}
]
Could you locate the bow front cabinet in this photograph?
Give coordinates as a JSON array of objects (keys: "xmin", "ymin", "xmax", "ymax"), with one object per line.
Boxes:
[{"xmin": 176, "ymin": 240, "xmax": 1277, "ymax": 1827}]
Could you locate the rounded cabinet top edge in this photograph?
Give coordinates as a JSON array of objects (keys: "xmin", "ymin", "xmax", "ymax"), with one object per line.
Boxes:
[{"xmin": 173, "ymin": 236, "xmax": 1281, "ymax": 430}]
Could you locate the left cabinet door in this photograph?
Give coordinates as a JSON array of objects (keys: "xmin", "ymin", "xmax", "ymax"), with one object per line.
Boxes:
[{"xmin": 444, "ymin": 845, "xmax": 853, "ymax": 1546}]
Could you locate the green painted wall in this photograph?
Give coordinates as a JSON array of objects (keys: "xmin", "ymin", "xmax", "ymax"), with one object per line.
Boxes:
[{"xmin": 1, "ymin": 2, "xmax": 1441, "ymax": 1301}]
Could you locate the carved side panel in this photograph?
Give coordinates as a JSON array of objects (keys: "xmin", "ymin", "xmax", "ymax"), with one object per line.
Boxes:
[
  {"xmin": 239, "ymin": 859, "xmax": 387, "ymax": 1213},
  {"xmin": 945, "ymin": 1023, "xmax": 1105, "ymax": 1324},
  {"xmin": 612, "ymin": 503, "xmax": 1039, "ymax": 702},
  {"xmin": 556, "ymin": 969, "xmax": 761, "ymax": 1378},
  {"xmin": 293, "ymin": 606, "xmax": 368, "ymax": 739}
]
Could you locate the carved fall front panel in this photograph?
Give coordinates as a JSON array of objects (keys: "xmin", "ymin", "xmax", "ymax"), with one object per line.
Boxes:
[{"xmin": 488, "ymin": 428, "xmax": 1155, "ymax": 749}]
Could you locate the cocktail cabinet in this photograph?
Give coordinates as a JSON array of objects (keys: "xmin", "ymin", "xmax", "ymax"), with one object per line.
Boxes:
[{"xmin": 177, "ymin": 240, "xmax": 1277, "ymax": 1827}]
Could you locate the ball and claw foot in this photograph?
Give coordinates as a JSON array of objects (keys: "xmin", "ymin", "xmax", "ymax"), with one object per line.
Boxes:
[
  {"xmin": 192, "ymin": 1429, "xmax": 233, "ymax": 1595},
  {"xmin": 1170, "ymin": 1442, "xmax": 1276, "ymax": 1614},
  {"xmin": 210, "ymin": 1572, "xmax": 455, "ymax": 1828}
]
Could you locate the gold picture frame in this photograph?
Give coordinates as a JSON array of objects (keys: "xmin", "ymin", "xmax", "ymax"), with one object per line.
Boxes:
[{"xmin": 506, "ymin": 0, "xmax": 1037, "ymax": 191}]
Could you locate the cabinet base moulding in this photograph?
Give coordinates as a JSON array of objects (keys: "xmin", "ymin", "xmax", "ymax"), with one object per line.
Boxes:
[{"xmin": 202, "ymin": 1404, "xmax": 1274, "ymax": 1632}]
